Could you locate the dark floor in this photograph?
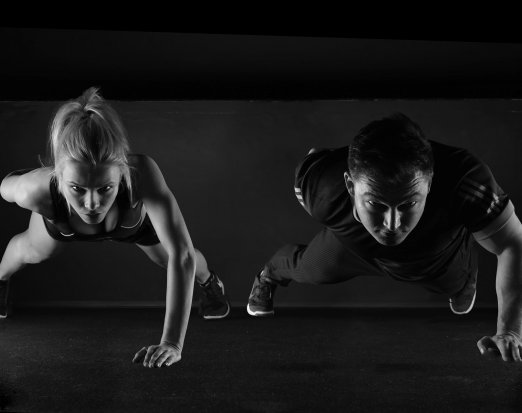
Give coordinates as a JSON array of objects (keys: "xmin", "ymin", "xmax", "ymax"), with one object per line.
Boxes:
[{"xmin": 0, "ymin": 307, "xmax": 521, "ymax": 413}]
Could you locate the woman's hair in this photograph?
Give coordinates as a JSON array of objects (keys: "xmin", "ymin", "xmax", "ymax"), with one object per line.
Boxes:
[
  {"xmin": 48, "ymin": 87, "xmax": 132, "ymax": 196},
  {"xmin": 347, "ymin": 113, "xmax": 434, "ymax": 185}
]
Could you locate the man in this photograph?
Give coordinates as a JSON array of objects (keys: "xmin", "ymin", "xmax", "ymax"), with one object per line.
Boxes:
[{"xmin": 247, "ymin": 113, "xmax": 522, "ymax": 362}]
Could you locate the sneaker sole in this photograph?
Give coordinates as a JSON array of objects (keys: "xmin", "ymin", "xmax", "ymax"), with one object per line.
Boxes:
[
  {"xmin": 202, "ymin": 303, "xmax": 231, "ymax": 320},
  {"xmin": 246, "ymin": 303, "xmax": 274, "ymax": 317},
  {"xmin": 450, "ymin": 289, "xmax": 477, "ymax": 315}
]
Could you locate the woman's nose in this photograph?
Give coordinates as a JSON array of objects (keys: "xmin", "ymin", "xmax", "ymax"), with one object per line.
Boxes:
[{"xmin": 84, "ymin": 192, "xmax": 100, "ymax": 210}]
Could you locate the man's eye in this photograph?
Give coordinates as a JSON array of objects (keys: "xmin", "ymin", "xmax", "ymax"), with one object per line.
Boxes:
[
  {"xmin": 99, "ymin": 186, "xmax": 112, "ymax": 193},
  {"xmin": 71, "ymin": 186, "xmax": 82, "ymax": 192},
  {"xmin": 398, "ymin": 201, "xmax": 417, "ymax": 211}
]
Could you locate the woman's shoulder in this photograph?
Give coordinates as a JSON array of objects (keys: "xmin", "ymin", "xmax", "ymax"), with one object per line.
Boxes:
[
  {"xmin": 7, "ymin": 167, "xmax": 54, "ymax": 216},
  {"xmin": 127, "ymin": 154, "xmax": 169, "ymax": 197},
  {"xmin": 128, "ymin": 153, "xmax": 157, "ymax": 169},
  {"xmin": 128, "ymin": 154, "xmax": 164, "ymax": 180}
]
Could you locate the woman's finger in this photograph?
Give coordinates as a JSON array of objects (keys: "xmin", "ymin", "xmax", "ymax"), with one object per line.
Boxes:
[
  {"xmin": 149, "ymin": 348, "xmax": 167, "ymax": 368},
  {"xmin": 143, "ymin": 346, "xmax": 157, "ymax": 366},
  {"xmin": 155, "ymin": 351, "xmax": 171, "ymax": 368},
  {"xmin": 132, "ymin": 347, "xmax": 147, "ymax": 363},
  {"xmin": 165, "ymin": 352, "xmax": 182, "ymax": 367}
]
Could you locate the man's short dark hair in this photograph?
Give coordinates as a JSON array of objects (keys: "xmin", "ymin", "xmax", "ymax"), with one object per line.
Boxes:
[{"xmin": 348, "ymin": 113, "xmax": 434, "ymax": 184}]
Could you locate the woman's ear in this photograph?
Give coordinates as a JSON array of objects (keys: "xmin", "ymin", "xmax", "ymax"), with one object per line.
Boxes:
[{"xmin": 344, "ymin": 172, "xmax": 355, "ymax": 197}]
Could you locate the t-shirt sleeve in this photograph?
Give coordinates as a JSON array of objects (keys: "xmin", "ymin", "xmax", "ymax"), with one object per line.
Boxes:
[
  {"xmin": 453, "ymin": 153, "xmax": 511, "ymax": 233},
  {"xmin": 293, "ymin": 147, "xmax": 351, "ymax": 227}
]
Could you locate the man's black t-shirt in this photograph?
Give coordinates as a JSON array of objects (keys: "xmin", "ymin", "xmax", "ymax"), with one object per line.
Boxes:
[{"xmin": 293, "ymin": 140, "xmax": 513, "ymax": 283}]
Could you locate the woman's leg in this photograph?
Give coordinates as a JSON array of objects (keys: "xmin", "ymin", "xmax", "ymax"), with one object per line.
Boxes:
[
  {"xmin": 0, "ymin": 212, "xmax": 66, "ymax": 281},
  {"xmin": 0, "ymin": 212, "xmax": 65, "ymax": 317},
  {"xmin": 136, "ymin": 243, "xmax": 211, "ymax": 284}
]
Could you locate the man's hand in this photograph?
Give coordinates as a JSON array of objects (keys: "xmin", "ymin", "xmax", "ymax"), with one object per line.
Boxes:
[
  {"xmin": 132, "ymin": 342, "xmax": 182, "ymax": 368},
  {"xmin": 477, "ymin": 333, "xmax": 522, "ymax": 362}
]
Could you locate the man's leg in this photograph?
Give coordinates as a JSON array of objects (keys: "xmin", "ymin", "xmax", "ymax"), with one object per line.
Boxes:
[
  {"xmin": 413, "ymin": 239, "xmax": 478, "ymax": 315},
  {"xmin": 137, "ymin": 243, "xmax": 230, "ymax": 319},
  {"xmin": 0, "ymin": 212, "xmax": 66, "ymax": 317},
  {"xmin": 247, "ymin": 228, "xmax": 382, "ymax": 316}
]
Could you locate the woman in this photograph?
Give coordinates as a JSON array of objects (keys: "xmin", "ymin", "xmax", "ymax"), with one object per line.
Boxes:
[{"xmin": 0, "ymin": 87, "xmax": 230, "ymax": 368}]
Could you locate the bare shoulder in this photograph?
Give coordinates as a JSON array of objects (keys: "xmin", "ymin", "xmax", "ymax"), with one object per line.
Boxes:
[
  {"xmin": 128, "ymin": 154, "xmax": 169, "ymax": 197},
  {"xmin": 128, "ymin": 153, "xmax": 158, "ymax": 170},
  {"xmin": 1, "ymin": 167, "xmax": 54, "ymax": 216}
]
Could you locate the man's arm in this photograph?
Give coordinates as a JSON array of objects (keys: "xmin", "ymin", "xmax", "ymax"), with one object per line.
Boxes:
[
  {"xmin": 131, "ymin": 155, "xmax": 197, "ymax": 367},
  {"xmin": 473, "ymin": 207, "xmax": 522, "ymax": 362}
]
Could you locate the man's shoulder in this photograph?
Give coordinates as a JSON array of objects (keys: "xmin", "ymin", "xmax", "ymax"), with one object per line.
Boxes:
[
  {"xmin": 430, "ymin": 140, "xmax": 489, "ymax": 183},
  {"xmin": 294, "ymin": 146, "xmax": 351, "ymax": 224}
]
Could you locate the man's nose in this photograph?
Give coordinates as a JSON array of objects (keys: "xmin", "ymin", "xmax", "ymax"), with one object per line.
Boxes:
[{"xmin": 383, "ymin": 209, "xmax": 401, "ymax": 231}]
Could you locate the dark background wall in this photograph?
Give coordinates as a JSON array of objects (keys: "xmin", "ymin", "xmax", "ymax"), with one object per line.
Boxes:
[
  {"xmin": 1, "ymin": 28, "xmax": 522, "ymax": 308},
  {"xmin": 2, "ymin": 27, "xmax": 522, "ymax": 100}
]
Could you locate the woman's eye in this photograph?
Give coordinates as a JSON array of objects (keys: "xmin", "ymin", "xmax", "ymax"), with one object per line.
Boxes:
[
  {"xmin": 99, "ymin": 186, "xmax": 112, "ymax": 193},
  {"xmin": 71, "ymin": 186, "xmax": 82, "ymax": 192}
]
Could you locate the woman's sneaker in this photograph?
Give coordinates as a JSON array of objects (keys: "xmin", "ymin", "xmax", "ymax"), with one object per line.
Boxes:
[
  {"xmin": 247, "ymin": 270, "xmax": 277, "ymax": 317},
  {"xmin": 0, "ymin": 279, "xmax": 11, "ymax": 318},
  {"xmin": 449, "ymin": 270, "xmax": 478, "ymax": 315},
  {"xmin": 198, "ymin": 271, "xmax": 230, "ymax": 320}
]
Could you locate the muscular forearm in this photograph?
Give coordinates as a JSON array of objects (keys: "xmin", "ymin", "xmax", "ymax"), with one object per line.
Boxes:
[
  {"xmin": 496, "ymin": 248, "xmax": 522, "ymax": 337},
  {"xmin": 160, "ymin": 253, "xmax": 196, "ymax": 350}
]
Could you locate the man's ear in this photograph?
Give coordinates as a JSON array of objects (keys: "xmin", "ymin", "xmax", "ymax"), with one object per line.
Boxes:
[{"xmin": 344, "ymin": 172, "xmax": 355, "ymax": 197}]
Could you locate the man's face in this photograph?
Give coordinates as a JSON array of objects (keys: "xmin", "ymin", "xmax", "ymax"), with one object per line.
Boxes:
[{"xmin": 344, "ymin": 171, "xmax": 431, "ymax": 246}]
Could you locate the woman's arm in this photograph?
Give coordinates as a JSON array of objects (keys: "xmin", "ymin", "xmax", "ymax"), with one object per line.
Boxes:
[{"xmin": 131, "ymin": 155, "xmax": 197, "ymax": 367}]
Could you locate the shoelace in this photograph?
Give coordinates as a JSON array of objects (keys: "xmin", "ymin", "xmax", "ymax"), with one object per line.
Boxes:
[
  {"xmin": 253, "ymin": 282, "xmax": 273, "ymax": 301},
  {"xmin": 201, "ymin": 277, "xmax": 224, "ymax": 299}
]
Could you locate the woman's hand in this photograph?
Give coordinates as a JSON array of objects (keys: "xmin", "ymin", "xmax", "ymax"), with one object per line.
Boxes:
[{"xmin": 132, "ymin": 342, "xmax": 182, "ymax": 368}]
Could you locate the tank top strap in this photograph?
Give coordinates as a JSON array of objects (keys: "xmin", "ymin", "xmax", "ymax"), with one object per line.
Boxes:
[{"xmin": 49, "ymin": 176, "xmax": 71, "ymax": 222}]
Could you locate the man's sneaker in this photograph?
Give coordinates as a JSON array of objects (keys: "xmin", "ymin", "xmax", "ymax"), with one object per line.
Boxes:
[
  {"xmin": 0, "ymin": 279, "xmax": 11, "ymax": 319},
  {"xmin": 198, "ymin": 271, "xmax": 230, "ymax": 320},
  {"xmin": 449, "ymin": 270, "xmax": 478, "ymax": 315},
  {"xmin": 247, "ymin": 270, "xmax": 277, "ymax": 317}
]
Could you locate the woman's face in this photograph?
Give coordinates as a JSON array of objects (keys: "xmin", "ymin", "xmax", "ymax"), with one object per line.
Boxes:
[{"xmin": 60, "ymin": 160, "xmax": 122, "ymax": 224}]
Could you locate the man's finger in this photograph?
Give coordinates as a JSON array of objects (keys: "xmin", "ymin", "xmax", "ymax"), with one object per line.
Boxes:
[
  {"xmin": 132, "ymin": 347, "xmax": 147, "ymax": 363},
  {"xmin": 511, "ymin": 342, "xmax": 522, "ymax": 362},
  {"xmin": 496, "ymin": 340, "xmax": 512, "ymax": 362},
  {"xmin": 477, "ymin": 336, "xmax": 497, "ymax": 355}
]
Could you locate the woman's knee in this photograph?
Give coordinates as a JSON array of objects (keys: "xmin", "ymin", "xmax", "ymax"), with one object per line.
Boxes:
[{"xmin": 15, "ymin": 233, "xmax": 60, "ymax": 264}]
